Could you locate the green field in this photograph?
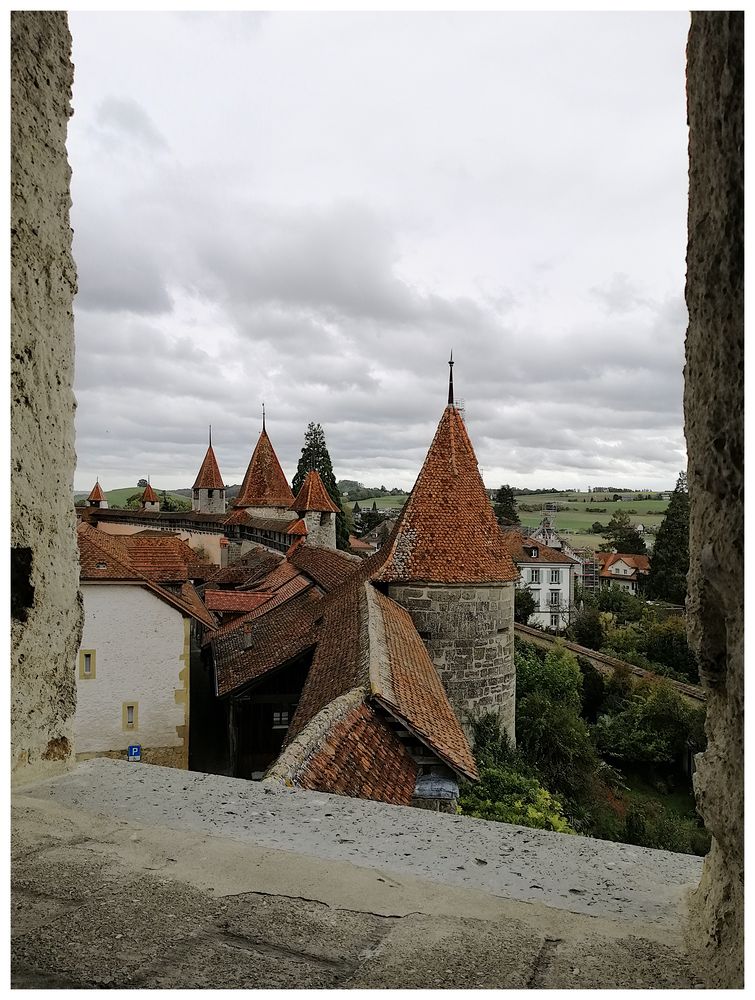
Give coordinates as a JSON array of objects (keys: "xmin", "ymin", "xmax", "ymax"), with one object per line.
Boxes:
[
  {"xmin": 75, "ymin": 486, "xmax": 190, "ymax": 507},
  {"xmin": 344, "ymin": 494, "xmax": 409, "ymax": 512}
]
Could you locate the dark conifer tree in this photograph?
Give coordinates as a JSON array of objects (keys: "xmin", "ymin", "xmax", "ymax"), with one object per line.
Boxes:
[
  {"xmin": 599, "ymin": 509, "xmax": 647, "ymax": 556},
  {"xmin": 292, "ymin": 422, "xmax": 349, "ymax": 550},
  {"xmin": 493, "ymin": 484, "xmax": 519, "ymax": 524},
  {"xmin": 647, "ymin": 472, "xmax": 690, "ymax": 604}
]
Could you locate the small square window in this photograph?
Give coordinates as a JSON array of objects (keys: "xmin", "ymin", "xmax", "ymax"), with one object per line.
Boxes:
[{"xmin": 272, "ymin": 710, "xmax": 289, "ymax": 730}]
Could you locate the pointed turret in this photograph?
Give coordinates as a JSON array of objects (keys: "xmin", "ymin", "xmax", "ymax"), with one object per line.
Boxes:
[
  {"xmin": 234, "ymin": 415, "xmax": 295, "ymax": 514},
  {"xmin": 141, "ymin": 481, "xmax": 160, "ymax": 512},
  {"xmin": 192, "ymin": 426, "xmax": 226, "ymax": 513},
  {"xmin": 291, "ymin": 469, "xmax": 339, "ymax": 548},
  {"xmin": 370, "ymin": 360, "xmax": 518, "ymax": 743},
  {"xmin": 87, "ymin": 480, "xmax": 108, "ymax": 508}
]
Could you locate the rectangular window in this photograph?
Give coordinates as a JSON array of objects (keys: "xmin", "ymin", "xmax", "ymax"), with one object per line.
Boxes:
[
  {"xmin": 550, "ymin": 569, "xmax": 561, "ymax": 584},
  {"xmin": 549, "ymin": 590, "xmax": 560, "ymax": 606},
  {"xmin": 122, "ymin": 702, "xmax": 138, "ymax": 731},
  {"xmin": 531, "ymin": 589, "xmax": 541, "ymax": 607},
  {"xmin": 530, "ymin": 569, "xmax": 540, "ymax": 584},
  {"xmin": 550, "ymin": 614, "xmax": 560, "ymax": 628},
  {"xmin": 78, "ymin": 649, "xmax": 96, "ymax": 680},
  {"xmin": 272, "ymin": 709, "xmax": 289, "ymax": 730}
]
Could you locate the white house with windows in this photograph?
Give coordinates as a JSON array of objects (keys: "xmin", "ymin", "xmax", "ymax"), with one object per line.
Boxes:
[
  {"xmin": 76, "ymin": 523, "xmax": 216, "ymax": 767},
  {"xmin": 502, "ymin": 530, "xmax": 579, "ymax": 630},
  {"xmin": 595, "ymin": 552, "xmax": 650, "ymax": 594}
]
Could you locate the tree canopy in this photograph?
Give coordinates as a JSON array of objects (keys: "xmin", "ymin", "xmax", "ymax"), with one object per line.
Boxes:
[
  {"xmin": 292, "ymin": 422, "xmax": 350, "ymax": 550},
  {"xmin": 600, "ymin": 509, "xmax": 647, "ymax": 555},
  {"xmin": 647, "ymin": 472, "xmax": 689, "ymax": 605},
  {"xmin": 493, "ymin": 484, "xmax": 518, "ymax": 524}
]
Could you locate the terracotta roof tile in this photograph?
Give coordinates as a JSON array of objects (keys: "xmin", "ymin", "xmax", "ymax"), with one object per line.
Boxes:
[
  {"xmin": 192, "ymin": 444, "xmax": 225, "ymax": 490},
  {"xmin": 371, "ymin": 406, "xmax": 519, "ymax": 585},
  {"xmin": 204, "ymin": 590, "xmax": 273, "ymax": 613},
  {"xmin": 502, "ymin": 531, "xmax": 580, "ymax": 566},
  {"xmin": 295, "ymin": 703, "xmax": 418, "ymax": 805},
  {"xmin": 288, "ymin": 545, "xmax": 362, "ymax": 593},
  {"xmin": 87, "ymin": 481, "xmax": 106, "ymax": 502},
  {"xmin": 205, "ymin": 548, "xmax": 284, "ymax": 588},
  {"xmin": 141, "ymin": 483, "xmax": 158, "ymax": 503},
  {"xmin": 292, "ymin": 470, "xmax": 340, "ymax": 513},
  {"xmin": 117, "ymin": 534, "xmax": 212, "ymax": 583},
  {"xmin": 234, "ymin": 430, "xmax": 295, "ymax": 509},
  {"xmin": 596, "ymin": 552, "xmax": 650, "ymax": 576},
  {"xmin": 287, "ymin": 518, "xmax": 308, "ymax": 536}
]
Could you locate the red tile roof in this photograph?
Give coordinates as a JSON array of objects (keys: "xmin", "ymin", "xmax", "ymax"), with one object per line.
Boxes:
[
  {"xmin": 192, "ymin": 444, "xmax": 225, "ymax": 490},
  {"xmin": 287, "ymin": 518, "xmax": 308, "ymax": 536},
  {"xmin": 596, "ymin": 552, "xmax": 651, "ymax": 576},
  {"xmin": 203, "ymin": 590, "xmax": 272, "ymax": 613},
  {"xmin": 349, "ymin": 535, "xmax": 375, "ymax": 551},
  {"xmin": 371, "ymin": 406, "xmax": 519, "ymax": 585},
  {"xmin": 288, "ymin": 545, "xmax": 361, "ymax": 593},
  {"xmin": 87, "ymin": 481, "xmax": 106, "ymax": 502},
  {"xmin": 234, "ymin": 430, "xmax": 295, "ymax": 509},
  {"xmin": 502, "ymin": 531, "xmax": 580, "ymax": 565},
  {"xmin": 141, "ymin": 483, "xmax": 158, "ymax": 503},
  {"xmin": 295, "ymin": 702, "xmax": 418, "ymax": 805},
  {"xmin": 77, "ymin": 524, "xmax": 217, "ymax": 629},
  {"xmin": 205, "ymin": 547, "xmax": 283, "ymax": 588},
  {"xmin": 117, "ymin": 534, "xmax": 212, "ymax": 583},
  {"xmin": 292, "ymin": 470, "xmax": 340, "ymax": 513}
]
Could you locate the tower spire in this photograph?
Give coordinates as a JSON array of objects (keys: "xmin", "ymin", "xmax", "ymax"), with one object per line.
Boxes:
[
  {"xmin": 262, "ymin": 402, "xmax": 266, "ymax": 433},
  {"xmin": 448, "ymin": 350, "xmax": 455, "ymax": 406}
]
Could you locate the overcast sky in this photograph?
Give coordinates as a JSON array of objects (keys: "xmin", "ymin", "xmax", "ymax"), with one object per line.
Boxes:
[{"xmin": 69, "ymin": 11, "xmax": 689, "ymax": 493}]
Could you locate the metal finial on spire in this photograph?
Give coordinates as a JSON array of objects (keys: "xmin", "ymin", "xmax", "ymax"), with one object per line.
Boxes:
[
  {"xmin": 209, "ymin": 424, "xmax": 212, "ymax": 447},
  {"xmin": 448, "ymin": 350, "xmax": 455, "ymax": 406},
  {"xmin": 262, "ymin": 402, "xmax": 266, "ymax": 433}
]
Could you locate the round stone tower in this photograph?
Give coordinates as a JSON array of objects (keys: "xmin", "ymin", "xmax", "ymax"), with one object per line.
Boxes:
[{"xmin": 371, "ymin": 362, "xmax": 518, "ymax": 741}]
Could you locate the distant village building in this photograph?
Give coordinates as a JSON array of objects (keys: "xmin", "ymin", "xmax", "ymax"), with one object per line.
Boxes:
[
  {"xmin": 501, "ymin": 530, "xmax": 579, "ymax": 630},
  {"xmin": 75, "ymin": 524, "xmax": 216, "ymax": 768},
  {"xmin": 595, "ymin": 552, "xmax": 650, "ymax": 594}
]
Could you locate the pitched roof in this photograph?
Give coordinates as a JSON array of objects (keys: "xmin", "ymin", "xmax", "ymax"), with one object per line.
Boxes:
[
  {"xmin": 288, "ymin": 544, "xmax": 362, "ymax": 593},
  {"xmin": 204, "ymin": 590, "xmax": 273, "ymax": 613},
  {"xmin": 87, "ymin": 481, "xmax": 105, "ymax": 502},
  {"xmin": 192, "ymin": 444, "xmax": 225, "ymax": 490},
  {"xmin": 371, "ymin": 405, "xmax": 519, "ymax": 585},
  {"xmin": 117, "ymin": 534, "xmax": 211, "ymax": 583},
  {"xmin": 234, "ymin": 430, "xmax": 295, "ymax": 509},
  {"xmin": 141, "ymin": 483, "xmax": 158, "ymax": 503},
  {"xmin": 205, "ymin": 547, "xmax": 284, "ymax": 588},
  {"xmin": 597, "ymin": 552, "xmax": 651, "ymax": 575},
  {"xmin": 502, "ymin": 531, "xmax": 580, "ymax": 566},
  {"xmin": 287, "ymin": 518, "xmax": 308, "ymax": 536},
  {"xmin": 292, "ymin": 470, "xmax": 340, "ymax": 513},
  {"xmin": 282, "ymin": 700, "xmax": 418, "ymax": 806},
  {"xmin": 77, "ymin": 524, "xmax": 217, "ymax": 629}
]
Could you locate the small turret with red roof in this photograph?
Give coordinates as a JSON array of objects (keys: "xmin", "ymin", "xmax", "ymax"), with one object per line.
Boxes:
[
  {"xmin": 291, "ymin": 469, "xmax": 339, "ymax": 549},
  {"xmin": 87, "ymin": 480, "xmax": 108, "ymax": 509},
  {"xmin": 192, "ymin": 426, "xmax": 226, "ymax": 514},
  {"xmin": 141, "ymin": 480, "xmax": 160, "ymax": 512}
]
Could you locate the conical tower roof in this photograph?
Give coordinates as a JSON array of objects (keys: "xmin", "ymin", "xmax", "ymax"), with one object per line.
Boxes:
[
  {"xmin": 292, "ymin": 470, "xmax": 340, "ymax": 513},
  {"xmin": 141, "ymin": 482, "xmax": 158, "ymax": 503},
  {"xmin": 234, "ymin": 429, "xmax": 295, "ymax": 509},
  {"xmin": 371, "ymin": 404, "xmax": 518, "ymax": 585},
  {"xmin": 193, "ymin": 444, "xmax": 224, "ymax": 490},
  {"xmin": 87, "ymin": 480, "xmax": 105, "ymax": 502}
]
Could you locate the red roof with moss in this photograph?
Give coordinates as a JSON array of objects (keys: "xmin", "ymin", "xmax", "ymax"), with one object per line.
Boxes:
[
  {"xmin": 141, "ymin": 483, "xmax": 158, "ymax": 503},
  {"xmin": 292, "ymin": 470, "xmax": 340, "ymax": 513},
  {"xmin": 87, "ymin": 481, "xmax": 105, "ymax": 502},
  {"xmin": 192, "ymin": 444, "xmax": 225, "ymax": 490},
  {"xmin": 234, "ymin": 430, "xmax": 295, "ymax": 509},
  {"xmin": 371, "ymin": 405, "xmax": 519, "ymax": 585}
]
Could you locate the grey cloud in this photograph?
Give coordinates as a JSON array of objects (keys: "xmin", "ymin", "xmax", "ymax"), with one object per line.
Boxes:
[
  {"xmin": 590, "ymin": 272, "xmax": 655, "ymax": 314},
  {"xmin": 94, "ymin": 97, "xmax": 168, "ymax": 152}
]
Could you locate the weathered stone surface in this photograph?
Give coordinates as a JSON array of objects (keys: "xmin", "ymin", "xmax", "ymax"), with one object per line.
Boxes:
[
  {"xmin": 390, "ymin": 582, "xmax": 515, "ymax": 740},
  {"xmin": 684, "ymin": 11, "xmax": 744, "ymax": 989},
  {"xmin": 11, "ymin": 12, "xmax": 82, "ymax": 783}
]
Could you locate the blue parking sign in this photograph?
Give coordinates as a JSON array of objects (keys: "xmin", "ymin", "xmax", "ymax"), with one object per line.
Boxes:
[{"xmin": 127, "ymin": 744, "xmax": 141, "ymax": 762}]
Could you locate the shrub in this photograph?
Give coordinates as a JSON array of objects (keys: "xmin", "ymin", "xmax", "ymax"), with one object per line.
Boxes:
[
  {"xmin": 460, "ymin": 767, "xmax": 575, "ymax": 833},
  {"xmin": 571, "ymin": 606, "xmax": 605, "ymax": 650},
  {"xmin": 516, "ymin": 642, "xmax": 583, "ymax": 712}
]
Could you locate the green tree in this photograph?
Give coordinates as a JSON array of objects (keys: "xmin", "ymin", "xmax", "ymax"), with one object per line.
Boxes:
[
  {"xmin": 643, "ymin": 616, "xmax": 698, "ymax": 683},
  {"xmin": 493, "ymin": 484, "xmax": 519, "ymax": 524},
  {"xmin": 600, "ymin": 509, "xmax": 647, "ymax": 555},
  {"xmin": 647, "ymin": 472, "xmax": 689, "ymax": 605},
  {"xmin": 292, "ymin": 422, "xmax": 349, "ymax": 550},
  {"xmin": 571, "ymin": 606, "xmax": 605, "ymax": 650},
  {"xmin": 514, "ymin": 587, "xmax": 537, "ymax": 625}
]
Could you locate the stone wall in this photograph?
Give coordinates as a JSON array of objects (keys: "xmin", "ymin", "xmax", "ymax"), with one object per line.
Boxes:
[
  {"xmin": 302, "ymin": 510, "xmax": 336, "ymax": 549},
  {"xmin": 11, "ymin": 12, "xmax": 82, "ymax": 783},
  {"xmin": 389, "ymin": 582, "xmax": 515, "ymax": 741},
  {"xmin": 684, "ymin": 12, "xmax": 744, "ymax": 989},
  {"xmin": 193, "ymin": 488, "xmax": 227, "ymax": 514}
]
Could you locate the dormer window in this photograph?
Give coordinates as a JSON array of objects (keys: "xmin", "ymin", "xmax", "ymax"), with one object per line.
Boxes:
[
  {"xmin": 529, "ymin": 547, "xmax": 538, "ymax": 558},
  {"xmin": 96, "ymin": 561, "xmax": 107, "ymax": 570}
]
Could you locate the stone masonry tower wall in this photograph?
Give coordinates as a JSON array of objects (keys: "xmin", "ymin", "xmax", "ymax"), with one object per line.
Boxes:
[
  {"xmin": 388, "ymin": 582, "xmax": 516, "ymax": 742},
  {"xmin": 11, "ymin": 12, "xmax": 82, "ymax": 782},
  {"xmin": 193, "ymin": 488, "xmax": 226, "ymax": 514},
  {"xmin": 302, "ymin": 511, "xmax": 336, "ymax": 549},
  {"xmin": 684, "ymin": 12, "xmax": 743, "ymax": 989}
]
